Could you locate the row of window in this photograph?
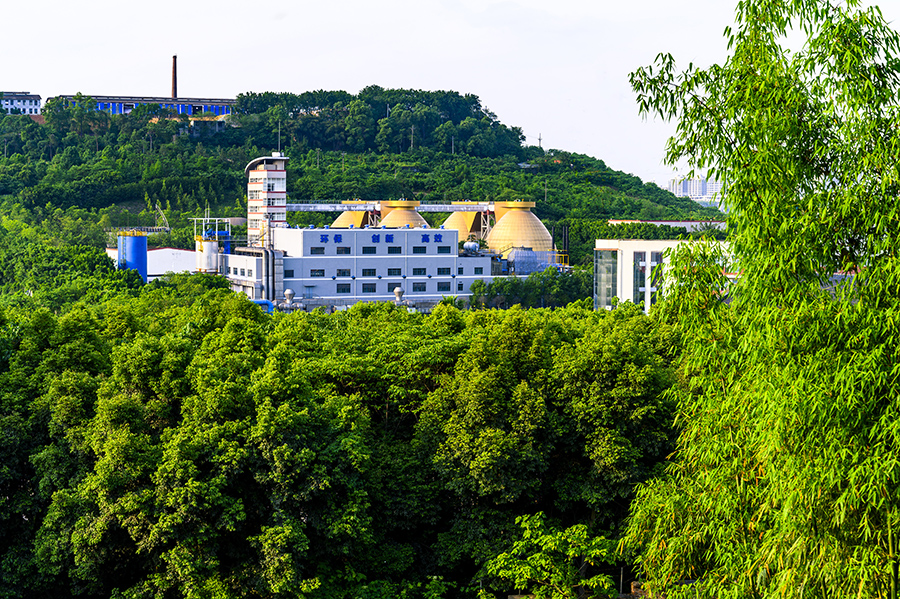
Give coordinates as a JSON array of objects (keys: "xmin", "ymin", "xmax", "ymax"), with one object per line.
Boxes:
[
  {"xmin": 336, "ymin": 281, "xmax": 461, "ymax": 294},
  {"xmin": 301, "ymin": 266, "xmax": 483, "ymax": 278},
  {"xmin": 227, "ymin": 267, "xmax": 253, "ymax": 277},
  {"xmin": 309, "ymin": 245, "xmax": 452, "ymax": 255}
]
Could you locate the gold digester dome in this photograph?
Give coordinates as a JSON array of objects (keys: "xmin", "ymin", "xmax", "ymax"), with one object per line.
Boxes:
[
  {"xmin": 379, "ymin": 200, "xmax": 428, "ymax": 228},
  {"xmin": 331, "ymin": 201, "xmax": 376, "ymax": 228},
  {"xmin": 442, "ymin": 211, "xmax": 474, "ymax": 238},
  {"xmin": 332, "ymin": 211, "xmax": 363, "ymax": 228},
  {"xmin": 486, "ymin": 202, "xmax": 553, "ymax": 257}
]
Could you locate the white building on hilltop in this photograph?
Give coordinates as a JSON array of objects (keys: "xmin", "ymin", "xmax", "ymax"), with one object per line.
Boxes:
[{"xmin": 1, "ymin": 92, "xmax": 41, "ymax": 115}]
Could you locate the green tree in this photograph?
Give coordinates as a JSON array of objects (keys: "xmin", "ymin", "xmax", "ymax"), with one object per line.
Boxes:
[
  {"xmin": 621, "ymin": 1, "xmax": 900, "ymax": 598},
  {"xmin": 483, "ymin": 513, "xmax": 616, "ymax": 599}
]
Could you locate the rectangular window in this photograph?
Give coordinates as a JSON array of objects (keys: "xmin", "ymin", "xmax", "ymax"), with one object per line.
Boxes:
[
  {"xmin": 310, "ymin": 247, "xmax": 325, "ymax": 255},
  {"xmin": 240, "ymin": 268, "xmax": 246, "ymax": 276},
  {"xmin": 387, "ymin": 268, "xmax": 402, "ymax": 276},
  {"xmin": 336, "ymin": 247, "xmax": 351, "ymax": 255},
  {"xmin": 634, "ymin": 251, "xmax": 647, "ymax": 307},
  {"xmin": 594, "ymin": 249, "xmax": 618, "ymax": 310},
  {"xmin": 412, "ymin": 282, "xmax": 426, "ymax": 292},
  {"xmin": 413, "ymin": 246, "xmax": 427, "ymax": 254},
  {"xmin": 247, "ymin": 270, "xmax": 253, "ymax": 277},
  {"xmin": 458, "ymin": 282, "xmax": 464, "ymax": 291},
  {"xmin": 458, "ymin": 266, "xmax": 464, "ymax": 275},
  {"xmin": 413, "ymin": 268, "xmax": 427, "ymax": 276},
  {"xmin": 474, "ymin": 267, "xmax": 483, "ymax": 275},
  {"xmin": 336, "ymin": 283, "xmax": 351, "ymax": 294},
  {"xmin": 437, "ymin": 267, "xmax": 451, "ymax": 276},
  {"xmin": 310, "ymin": 269, "xmax": 325, "ymax": 277},
  {"xmin": 437, "ymin": 282, "xmax": 451, "ymax": 292},
  {"xmin": 388, "ymin": 246, "xmax": 402, "ymax": 254},
  {"xmin": 362, "ymin": 246, "xmax": 377, "ymax": 255},
  {"xmin": 284, "ymin": 269, "xmax": 294, "ymax": 278},
  {"xmin": 437, "ymin": 246, "xmax": 451, "ymax": 254},
  {"xmin": 362, "ymin": 283, "xmax": 377, "ymax": 293},
  {"xmin": 650, "ymin": 251, "xmax": 664, "ymax": 306},
  {"xmin": 362, "ymin": 268, "xmax": 376, "ymax": 277},
  {"xmin": 337, "ymin": 269, "xmax": 351, "ymax": 277}
]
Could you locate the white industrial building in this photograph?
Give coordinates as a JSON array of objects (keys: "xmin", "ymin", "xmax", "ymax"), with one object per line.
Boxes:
[
  {"xmin": 111, "ymin": 151, "xmax": 563, "ymax": 311},
  {"xmin": 593, "ymin": 238, "xmax": 731, "ymax": 312},
  {"xmin": 221, "ymin": 226, "xmax": 496, "ymax": 309}
]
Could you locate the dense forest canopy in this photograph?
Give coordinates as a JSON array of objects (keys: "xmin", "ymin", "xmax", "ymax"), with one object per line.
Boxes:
[
  {"xmin": 0, "ymin": 218, "xmax": 680, "ymax": 596},
  {"xmin": 0, "ymin": 85, "xmax": 718, "ymax": 597}
]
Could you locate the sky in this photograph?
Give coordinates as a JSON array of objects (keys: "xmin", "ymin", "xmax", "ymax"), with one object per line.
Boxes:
[{"xmin": 8, "ymin": 0, "xmax": 899, "ymax": 187}]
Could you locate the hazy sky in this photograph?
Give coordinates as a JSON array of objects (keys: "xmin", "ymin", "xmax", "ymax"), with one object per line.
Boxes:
[{"xmin": 9, "ymin": 0, "xmax": 898, "ymax": 186}]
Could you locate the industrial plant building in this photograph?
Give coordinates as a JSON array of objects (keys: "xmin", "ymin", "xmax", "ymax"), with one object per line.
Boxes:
[
  {"xmin": 222, "ymin": 226, "xmax": 496, "ymax": 307},
  {"xmin": 113, "ymin": 151, "xmax": 566, "ymax": 311},
  {"xmin": 217, "ymin": 153, "xmax": 563, "ymax": 309}
]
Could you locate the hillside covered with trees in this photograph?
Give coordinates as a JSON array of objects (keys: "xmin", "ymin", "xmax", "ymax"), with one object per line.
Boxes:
[{"xmin": 0, "ymin": 87, "xmax": 719, "ymax": 249}]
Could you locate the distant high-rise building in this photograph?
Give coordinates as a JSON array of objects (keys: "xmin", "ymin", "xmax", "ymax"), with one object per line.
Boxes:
[
  {"xmin": 1, "ymin": 92, "xmax": 41, "ymax": 115},
  {"xmin": 668, "ymin": 177, "xmax": 724, "ymax": 204}
]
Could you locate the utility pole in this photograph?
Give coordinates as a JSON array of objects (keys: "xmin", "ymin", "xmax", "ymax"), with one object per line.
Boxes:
[
  {"xmin": 538, "ymin": 133, "xmax": 542, "ymax": 148},
  {"xmin": 410, "ymin": 125, "xmax": 414, "ymax": 150},
  {"xmin": 451, "ymin": 135, "xmax": 455, "ymax": 155}
]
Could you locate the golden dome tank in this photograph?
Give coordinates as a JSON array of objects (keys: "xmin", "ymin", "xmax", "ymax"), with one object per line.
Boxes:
[
  {"xmin": 442, "ymin": 211, "xmax": 474, "ymax": 238},
  {"xmin": 331, "ymin": 201, "xmax": 375, "ymax": 228},
  {"xmin": 331, "ymin": 211, "xmax": 362, "ymax": 228},
  {"xmin": 441, "ymin": 202, "xmax": 489, "ymax": 240},
  {"xmin": 486, "ymin": 201, "xmax": 553, "ymax": 257},
  {"xmin": 379, "ymin": 200, "xmax": 428, "ymax": 228}
]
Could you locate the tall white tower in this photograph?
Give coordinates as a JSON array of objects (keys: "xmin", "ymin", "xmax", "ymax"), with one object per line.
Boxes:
[{"xmin": 245, "ymin": 152, "xmax": 288, "ymax": 247}]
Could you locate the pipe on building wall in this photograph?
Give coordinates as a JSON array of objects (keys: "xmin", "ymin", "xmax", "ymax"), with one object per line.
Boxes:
[{"xmin": 235, "ymin": 246, "xmax": 280, "ymax": 301}]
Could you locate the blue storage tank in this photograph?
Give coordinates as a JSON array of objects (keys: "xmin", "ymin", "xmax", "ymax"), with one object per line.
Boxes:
[{"xmin": 118, "ymin": 232, "xmax": 148, "ymax": 282}]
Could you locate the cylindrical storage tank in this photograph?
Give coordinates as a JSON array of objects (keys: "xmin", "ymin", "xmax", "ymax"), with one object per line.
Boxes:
[
  {"xmin": 195, "ymin": 236, "xmax": 219, "ymax": 273},
  {"xmin": 507, "ymin": 248, "xmax": 540, "ymax": 275},
  {"xmin": 117, "ymin": 231, "xmax": 148, "ymax": 282},
  {"xmin": 486, "ymin": 203, "xmax": 553, "ymax": 258}
]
